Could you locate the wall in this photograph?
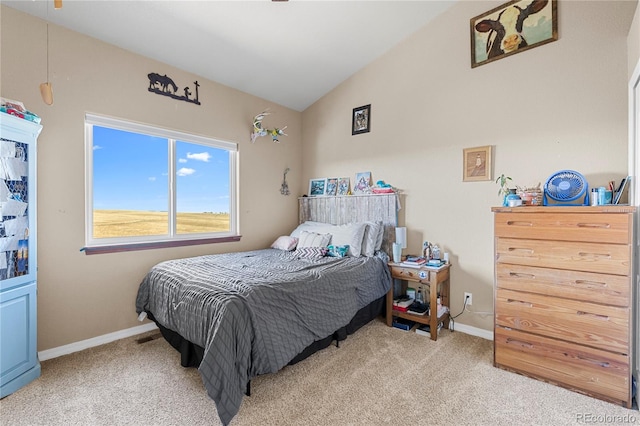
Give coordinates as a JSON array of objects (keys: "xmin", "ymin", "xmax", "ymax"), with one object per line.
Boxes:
[
  {"xmin": 628, "ymin": 1, "xmax": 640, "ymax": 79},
  {"xmin": 1, "ymin": 7, "xmax": 303, "ymax": 350},
  {"xmin": 302, "ymin": 0, "xmax": 637, "ymax": 333}
]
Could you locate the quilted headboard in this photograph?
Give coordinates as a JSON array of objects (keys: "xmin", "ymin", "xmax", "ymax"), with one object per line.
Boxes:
[{"xmin": 298, "ymin": 193, "xmax": 400, "ymax": 254}]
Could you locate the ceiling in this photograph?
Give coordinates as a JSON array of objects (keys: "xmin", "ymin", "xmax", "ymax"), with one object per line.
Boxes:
[{"xmin": 3, "ymin": 0, "xmax": 457, "ymax": 111}]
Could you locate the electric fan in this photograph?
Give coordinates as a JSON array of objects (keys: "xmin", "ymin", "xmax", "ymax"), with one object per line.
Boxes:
[{"xmin": 543, "ymin": 170, "xmax": 589, "ymax": 206}]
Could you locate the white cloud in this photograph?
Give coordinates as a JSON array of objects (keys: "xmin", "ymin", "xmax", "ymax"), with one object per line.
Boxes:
[
  {"xmin": 187, "ymin": 152, "xmax": 211, "ymax": 162},
  {"xmin": 177, "ymin": 167, "xmax": 196, "ymax": 176},
  {"xmin": 93, "ymin": 145, "xmax": 103, "ymax": 150},
  {"xmin": 178, "ymin": 158, "xmax": 187, "ymax": 163},
  {"xmin": 148, "ymin": 177, "xmax": 156, "ymax": 181}
]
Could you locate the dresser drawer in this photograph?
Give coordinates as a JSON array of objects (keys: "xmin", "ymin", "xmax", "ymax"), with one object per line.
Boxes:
[
  {"xmin": 496, "ymin": 264, "xmax": 629, "ymax": 307},
  {"xmin": 495, "ymin": 238, "xmax": 631, "ymax": 275},
  {"xmin": 495, "ymin": 326, "xmax": 630, "ymax": 405},
  {"xmin": 495, "ymin": 288, "xmax": 629, "ymax": 353},
  {"xmin": 494, "ymin": 212, "xmax": 631, "ymax": 244}
]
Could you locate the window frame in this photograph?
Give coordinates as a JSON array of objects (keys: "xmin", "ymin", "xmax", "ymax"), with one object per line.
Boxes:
[{"xmin": 84, "ymin": 113, "xmax": 239, "ymax": 254}]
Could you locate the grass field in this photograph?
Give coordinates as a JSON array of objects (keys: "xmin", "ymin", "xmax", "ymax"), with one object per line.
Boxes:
[{"xmin": 93, "ymin": 210, "xmax": 230, "ymax": 238}]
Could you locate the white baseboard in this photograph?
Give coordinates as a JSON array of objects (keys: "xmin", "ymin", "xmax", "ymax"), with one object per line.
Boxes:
[
  {"xmin": 38, "ymin": 322, "xmax": 158, "ymax": 361},
  {"xmin": 452, "ymin": 322, "xmax": 494, "ymax": 341}
]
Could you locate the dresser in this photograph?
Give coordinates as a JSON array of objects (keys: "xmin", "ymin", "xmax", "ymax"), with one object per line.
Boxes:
[
  {"xmin": 492, "ymin": 206, "xmax": 635, "ymax": 408},
  {"xmin": 0, "ymin": 113, "xmax": 42, "ymax": 398}
]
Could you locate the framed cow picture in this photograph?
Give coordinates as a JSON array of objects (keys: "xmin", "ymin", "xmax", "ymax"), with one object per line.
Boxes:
[{"xmin": 470, "ymin": 0, "xmax": 557, "ymax": 68}]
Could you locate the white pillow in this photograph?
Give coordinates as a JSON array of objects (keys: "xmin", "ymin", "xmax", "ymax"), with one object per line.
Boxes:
[
  {"xmin": 361, "ymin": 222, "xmax": 382, "ymax": 257},
  {"xmin": 329, "ymin": 223, "xmax": 367, "ymax": 257},
  {"xmin": 290, "ymin": 221, "xmax": 334, "ymax": 239},
  {"xmin": 297, "ymin": 230, "xmax": 332, "ymax": 248},
  {"xmin": 271, "ymin": 236, "xmax": 298, "ymax": 251}
]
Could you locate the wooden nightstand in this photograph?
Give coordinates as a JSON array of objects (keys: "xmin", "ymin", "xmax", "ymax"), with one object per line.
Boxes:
[{"xmin": 386, "ymin": 262, "xmax": 451, "ymax": 341}]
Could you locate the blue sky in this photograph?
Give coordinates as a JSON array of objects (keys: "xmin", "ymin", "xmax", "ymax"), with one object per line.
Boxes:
[{"xmin": 92, "ymin": 126, "xmax": 230, "ymax": 213}]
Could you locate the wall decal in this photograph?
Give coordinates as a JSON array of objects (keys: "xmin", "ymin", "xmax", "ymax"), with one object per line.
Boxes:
[{"xmin": 147, "ymin": 72, "xmax": 201, "ymax": 105}]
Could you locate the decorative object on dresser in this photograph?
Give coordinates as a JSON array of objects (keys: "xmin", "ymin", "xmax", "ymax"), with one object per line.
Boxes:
[
  {"xmin": 0, "ymin": 112, "xmax": 42, "ymax": 398},
  {"xmin": 492, "ymin": 205, "xmax": 636, "ymax": 408},
  {"xmin": 542, "ymin": 169, "xmax": 589, "ymax": 206}
]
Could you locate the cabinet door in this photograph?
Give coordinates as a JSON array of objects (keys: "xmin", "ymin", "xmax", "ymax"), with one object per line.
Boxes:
[{"xmin": 0, "ymin": 282, "xmax": 39, "ymax": 396}]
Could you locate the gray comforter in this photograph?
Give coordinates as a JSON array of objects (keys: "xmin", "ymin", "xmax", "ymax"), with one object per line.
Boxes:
[{"xmin": 135, "ymin": 248, "xmax": 391, "ymax": 425}]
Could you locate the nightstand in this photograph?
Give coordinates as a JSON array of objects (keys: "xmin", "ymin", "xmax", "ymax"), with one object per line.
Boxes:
[{"xmin": 386, "ymin": 262, "xmax": 451, "ymax": 341}]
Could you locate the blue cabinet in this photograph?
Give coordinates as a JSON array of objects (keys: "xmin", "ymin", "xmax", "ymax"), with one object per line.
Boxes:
[{"xmin": 0, "ymin": 112, "xmax": 41, "ymax": 398}]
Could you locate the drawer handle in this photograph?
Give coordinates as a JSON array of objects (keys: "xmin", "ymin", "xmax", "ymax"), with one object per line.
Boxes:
[
  {"xmin": 577, "ymin": 223, "xmax": 611, "ymax": 229},
  {"xmin": 578, "ymin": 252, "xmax": 612, "ymax": 259},
  {"xmin": 505, "ymin": 338, "xmax": 534, "ymax": 348},
  {"xmin": 509, "ymin": 272, "xmax": 535, "ymax": 279},
  {"xmin": 576, "ymin": 311, "xmax": 609, "ymax": 321},
  {"xmin": 507, "ymin": 247, "xmax": 534, "ymax": 254},
  {"xmin": 574, "ymin": 279, "xmax": 607, "ymax": 288},
  {"xmin": 506, "ymin": 299, "xmax": 533, "ymax": 307},
  {"xmin": 577, "ymin": 355, "xmax": 610, "ymax": 368},
  {"xmin": 402, "ymin": 271, "xmax": 415, "ymax": 277},
  {"xmin": 506, "ymin": 221, "xmax": 533, "ymax": 227}
]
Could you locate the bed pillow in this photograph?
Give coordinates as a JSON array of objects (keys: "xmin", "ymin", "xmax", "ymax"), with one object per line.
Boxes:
[
  {"xmin": 329, "ymin": 223, "xmax": 367, "ymax": 257},
  {"xmin": 270, "ymin": 236, "xmax": 298, "ymax": 251},
  {"xmin": 297, "ymin": 230, "xmax": 332, "ymax": 248},
  {"xmin": 296, "ymin": 247, "xmax": 328, "ymax": 258},
  {"xmin": 290, "ymin": 221, "xmax": 334, "ymax": 239},
  {"xmin": 361, "ymin": 221, "xmax": 383, "ymax": 256}
]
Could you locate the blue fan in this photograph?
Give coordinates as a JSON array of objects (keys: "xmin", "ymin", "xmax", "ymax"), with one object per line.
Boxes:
[{"xmin": 543, "ymin": 170, "xmax": 589, "ymax": 206}]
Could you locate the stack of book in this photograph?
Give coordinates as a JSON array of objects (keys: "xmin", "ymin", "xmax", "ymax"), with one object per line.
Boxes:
[
  {"xmin": 416, "ymin": 322, "xmax": 443, "ymax": 337},
  {"xmin": 407, "ymin": 301, "xmax": 428, "ymax": 315},
  {"xmin": 393, "ymin": 297, "xmax": 414, "ymax": 312},
  {"xmin": 401, "ymin": 255, "xmax": 426, "ymax": 268},
  {"xmin": 392, "ymin": 317, "xmax": 416, "ymax": 331}
]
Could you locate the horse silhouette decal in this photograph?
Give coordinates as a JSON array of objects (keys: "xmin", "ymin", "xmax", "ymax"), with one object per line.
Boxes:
[{"xmin": 147, "ymin": 72, "xmax": 201, "ymax": 105}]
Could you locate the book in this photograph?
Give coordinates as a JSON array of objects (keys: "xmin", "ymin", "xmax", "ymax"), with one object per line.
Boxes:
[
  {"xmin": 402, "ymin": 256, "xmax": 426, "ymax": 266},
  {"xmin": 393, "ymin": 297, "xmax": 414, "ymax": 312},
  {"xmin": 392, "ymin": 317, "xmax": 416, "ymax": 331},
  {"xmin": 415, "ymin": 322, "xmax": 443, "ymax": 336},
  {"xmin": 613, "ymin": 176, "xmax": 630, "ymax": 204}
]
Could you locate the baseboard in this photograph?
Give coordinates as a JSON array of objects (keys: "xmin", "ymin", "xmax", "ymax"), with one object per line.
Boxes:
[
  {"xmin": 452, "ymin": 322, "xmax": 494, "ymax": 341},
  {"xmin": 38, "ymin": 322, "xmax": 158, "ymax": 361}
]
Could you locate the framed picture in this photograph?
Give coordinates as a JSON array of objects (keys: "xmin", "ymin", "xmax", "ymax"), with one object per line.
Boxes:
[
  {"xmin": 326, "ymin": 178, "xmax": 338, "ymax": 196},
  {"xmin": 337, "ymin": 177, "xmax": 350, "ymax": 196},
  {"xmin": 470, "ymin": 0, "xmax": 557, "ymax": 68},
  {"xmin": 309, "ymin": 178, "xmax": 327, "ymax": 196},
  {"xmin": 353, "ymin": 172, "xmax": 372, "ymax": 193},
  {"xmin": 463, "ymin": 146, "xmax": 493, "ymax": 182},
  {"xmin": 352, "ymin": 104, "xmax": 371, "ymax": 135}
]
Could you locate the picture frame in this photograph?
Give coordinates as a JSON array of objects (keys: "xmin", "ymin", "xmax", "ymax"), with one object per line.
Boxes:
[
  {"xmin": 470, "ymin": 0, "xmax": 558, "ymax": 68},
  {"xmin": 337, "ymin": 177, "xmax": 350, "ymax": 196},
  {"xmin": 326, "ymin": 178, "xmax": 338, "ymax": 196},
  {"xmin": 463, "ymin": 146, "xmax": 493, "ymax": 182},
  {"xmin": 352, "ymin": 104, "xmax": 371, "ymax": 135},
  {"xmin": 308, "ymin": 178, "xmax": 327, "ymax": 196},
  {"xmin": 353, "ymin": 172, "xmax": 372, "ymax": 193}
]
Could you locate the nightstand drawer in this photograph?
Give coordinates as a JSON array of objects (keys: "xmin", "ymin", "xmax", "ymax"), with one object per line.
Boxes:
[
  {"xmin": 494, "ymin": 212, "xmax": 631, "ymax": 244},
  {"xmin": 496, "ymin": 263, "xmax": 629, "ymax": 307},
  {"xmin": 496, "ymin": 288, "xmax": 629, "ymax": 353},
  {"xmin": 389, "ymin": 266, "xmax": 448, "ymax": 283},
  {"xmin": 495, "ymin": 238, "xmax": 631, "ymax": 275},
  {"xmin": 495, "ymin": 326, "xmax": 630, "ymax": 405}
]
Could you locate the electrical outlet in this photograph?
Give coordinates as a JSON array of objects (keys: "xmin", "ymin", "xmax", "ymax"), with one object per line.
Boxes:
[{"xmin": 464, "ymin": 292, "xmax": 472, "ymax": 306}]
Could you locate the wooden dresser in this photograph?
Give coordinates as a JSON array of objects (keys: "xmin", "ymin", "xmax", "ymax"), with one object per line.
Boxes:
[{"xmin": 492, "ymin": 206, "xmax": 635, "ymax": 408}]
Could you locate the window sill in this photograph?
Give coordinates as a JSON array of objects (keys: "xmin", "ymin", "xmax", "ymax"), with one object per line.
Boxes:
[{"xmin": 81, "ymin": 235, "xmax": 242, "ymax": 255}]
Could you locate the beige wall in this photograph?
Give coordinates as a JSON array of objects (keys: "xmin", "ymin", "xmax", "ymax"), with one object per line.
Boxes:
[
  {"xmin": 1, "ymin": 6, "xmax": 303, "ymax": 350},
  {"xmin": 302, "ymin": 0, "xmax": 637, "ymax": 332}
]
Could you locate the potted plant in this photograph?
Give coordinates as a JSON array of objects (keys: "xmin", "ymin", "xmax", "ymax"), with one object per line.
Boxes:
[{"xmin": 495, "ymin": 174, "xmax": 513, "ymax": 206}]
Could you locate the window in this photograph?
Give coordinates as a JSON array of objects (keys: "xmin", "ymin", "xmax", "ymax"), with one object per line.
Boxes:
[{"xmin": 84, "ymin": 114, "xmax": 238, "ymax": 252}]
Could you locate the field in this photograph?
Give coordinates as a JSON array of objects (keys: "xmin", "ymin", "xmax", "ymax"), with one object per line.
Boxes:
[{"xmin": 93, "ymin": 210, "xmax": 230, "ymax": 238}]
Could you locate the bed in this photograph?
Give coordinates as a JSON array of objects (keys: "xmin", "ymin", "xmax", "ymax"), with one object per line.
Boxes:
[{"xmin": 135, "ymin": 193, "xmax": 399, "ymax": 425}]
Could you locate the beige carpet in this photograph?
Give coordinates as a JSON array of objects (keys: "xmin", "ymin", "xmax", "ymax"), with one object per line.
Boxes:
[{"xmin": 1, "ymin": 318, "xmax": 637, "ymax": 425}]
